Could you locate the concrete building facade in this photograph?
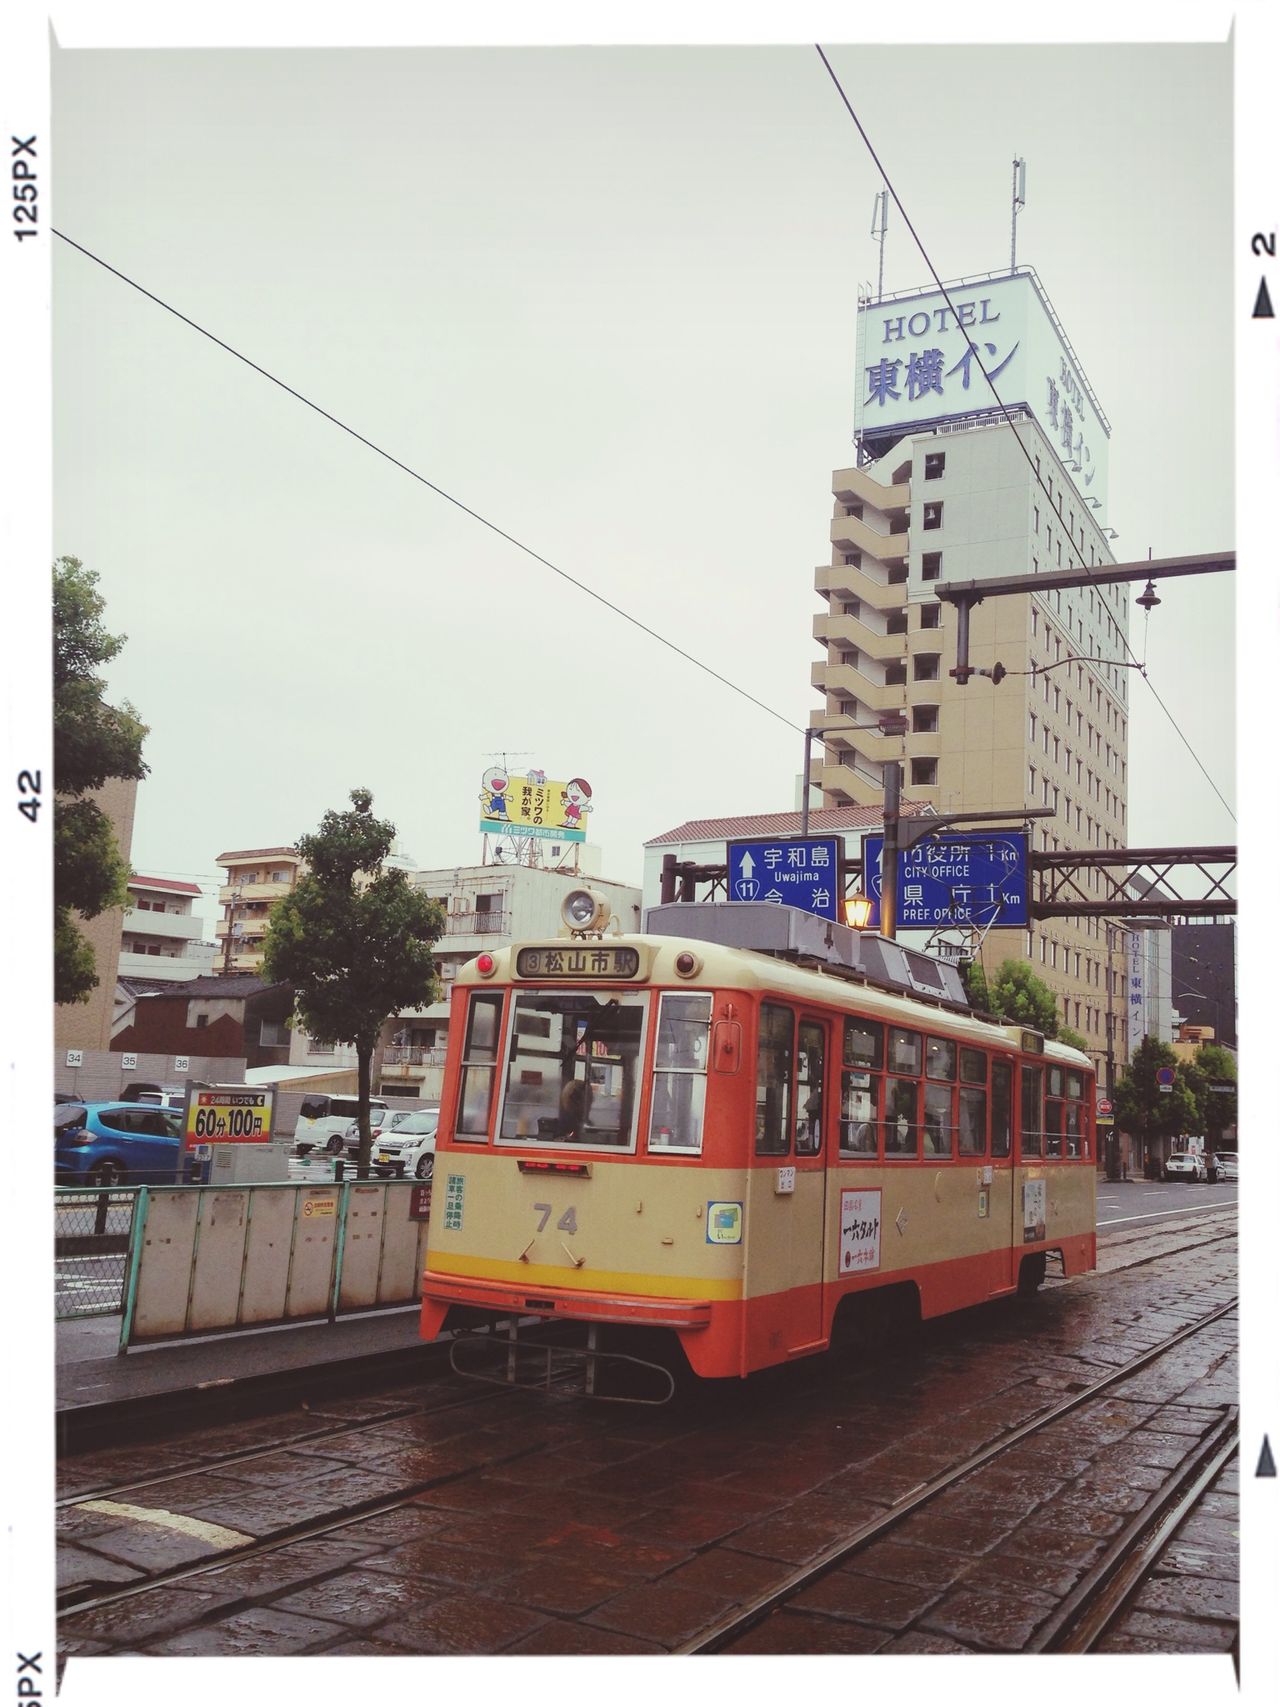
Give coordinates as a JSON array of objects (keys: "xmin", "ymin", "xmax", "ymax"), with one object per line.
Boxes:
[
  {"xmin": 119, "ymin": 876, "xmax": 218, "ymax": 982},
  {"xmin": 811, "ymin": 337, "xmax": 1131, "ymax": 1089},
  {"xmin": 214, "ymin": 847, "xmax": 306, "ymax": 972}
]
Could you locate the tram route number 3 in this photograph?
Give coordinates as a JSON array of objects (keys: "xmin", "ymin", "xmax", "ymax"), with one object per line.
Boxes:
[{"xmin": 533, "ymin": 1202, "xmax": 578, "ymax": 1234}]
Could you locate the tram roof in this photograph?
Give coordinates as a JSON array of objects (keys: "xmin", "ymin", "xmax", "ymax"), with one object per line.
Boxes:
[{"xmin": 455, "ymin": 931, "xmax": 1092, "ymax": 1069}]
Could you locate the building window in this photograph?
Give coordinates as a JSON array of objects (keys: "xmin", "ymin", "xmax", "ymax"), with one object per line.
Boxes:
[
  {"xmin": 913, "ymin": 705, "xmax": 938, "ymax": 733},
  {"xmin": 921, "ymin": 551, "xmax": 942, "ymax": 581},
  {"xmin": 885, "ymin": 662, "xmax": 907, "ymax": 686},
  {"xmin": 887, "ymin": 566, "xmax": 908, "ymax": 585},
  {"xmin": 913, "ymin": 654, "xmax": 940, "ymax": 682},
  {"xmin": 842, "ymin": 553, "xmax": 859, "ymax": 566},
  {"xmin": 259, "ymin": 1019, "xmax": 290, "ymax": 1047},
  {"xmin": 922, "ymin": 502, "xmax": 943, "ymax": 530},
  {"xmin": 886, "ymin": 612, "xmax": 908, "ymax": 636},
  {"xmin": 924, "ymin": 451, "xmax": 945, "ymax": 480},
  {"xmin": 910, "ymin": 757, "xmax": 938, "ymax": 786},
  {"xmin": 920, "ymin": 603, "xmax": 941, "ymax": 630},
  {"xmin": 1034, "ymin": 506, "xmax": 1040, "ymax": 532},
  {"xmin": 840, "ymin": 599, "xmax": 860, "ymax": 616}
]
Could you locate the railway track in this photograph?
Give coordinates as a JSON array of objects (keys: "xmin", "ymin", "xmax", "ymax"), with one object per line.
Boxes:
[{"xmin": 678, "ymin": 1296, "xmax": 1238, "ymax": 1653}]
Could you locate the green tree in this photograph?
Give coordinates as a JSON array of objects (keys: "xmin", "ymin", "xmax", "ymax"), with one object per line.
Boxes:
[
  {"xmin": 1057, "ymin": 1025, "xmax": 1090, "ymax": 1053},
  {"xmin": 261, "ymin": 789, "xmax": 445, "ymax": 1176},
  {"xmin": 1190, "ymin": 1042, "xmax": 1237, "ymax": 1152},
  {"xmin": 1112, "ymin": 1036, "xmax": 1200, "ymax": 1173},
  {"xmin": 962, "ymin": 958, "xmax": 1061, "ymax": 1036},
  {"xmin": 53, "ymin": 557, "xmax": 149, "ymax": 1003}
]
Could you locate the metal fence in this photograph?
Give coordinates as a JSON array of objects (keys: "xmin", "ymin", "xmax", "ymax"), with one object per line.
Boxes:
[{"xmin": 54, "ymin": 1189, "xmax": 142, "ymax": 1319}]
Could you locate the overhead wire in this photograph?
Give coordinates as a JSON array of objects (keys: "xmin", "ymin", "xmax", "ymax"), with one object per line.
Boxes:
[
  {"xmin": 52, "ymin": 227, "xmax": 802, "ymax": 740},
  {"xmin": 814, "ymin": 44, "xmax": 1234, "ymax": 826}
]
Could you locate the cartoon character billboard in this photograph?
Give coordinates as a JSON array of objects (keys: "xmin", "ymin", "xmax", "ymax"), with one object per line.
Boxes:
[{"xmin": 479, "ymin": 766, "xmax": 593, "ymax": 842}]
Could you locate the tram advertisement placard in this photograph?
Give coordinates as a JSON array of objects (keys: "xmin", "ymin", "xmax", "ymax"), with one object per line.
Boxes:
[
  {"xmin": 1022, "ymin": 1178, "xmax": 1047, "ymax": 1243},
  {"xmin": 840, "ymin": 1189, "xmax": 882, "ymax": 1273},
  {"xmin": 183, "ymin": 1088, "xmax": 274, "ymax": 1147}
]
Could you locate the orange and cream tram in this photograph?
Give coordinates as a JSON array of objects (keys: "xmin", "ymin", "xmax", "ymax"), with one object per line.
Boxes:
[{"xmin": 419, "ymin": 892, "xmax": 1096, "ymax": 1389}]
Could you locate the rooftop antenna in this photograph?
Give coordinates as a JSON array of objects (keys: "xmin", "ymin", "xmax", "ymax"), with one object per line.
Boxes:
[
  {"xmin": 1010, "ymin": 157, "xmax": 1026, "ymax": 274},
  {"xmin": 871, "ymin": 188, "xmax": 889, "ymax": 303}
]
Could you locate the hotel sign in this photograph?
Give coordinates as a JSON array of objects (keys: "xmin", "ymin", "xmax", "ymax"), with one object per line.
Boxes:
[{"xmin": 858, "ymin": 272, "xmax": 1110, "ymax": 512}]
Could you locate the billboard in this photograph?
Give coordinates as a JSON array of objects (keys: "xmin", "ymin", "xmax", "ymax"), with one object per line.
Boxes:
[
  {"xmin": 479, "ymin": 765, "xmax": 593, "ymax": 843},
  {"xmin": 183, "ymin": 1088, "xmax": 274, "ymax": 1147},
  {"xmin": 857, "ymin": 271, "xmax": 1110, "ymax": 512}
]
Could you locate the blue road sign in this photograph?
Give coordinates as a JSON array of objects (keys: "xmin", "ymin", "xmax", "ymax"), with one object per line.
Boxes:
[
  {"xmin": 726, "ymin": 837, "xmax": 841, "ymax": 922},
  {"xmin": 862, "ymin": 830, "xmax": 1028, "ymax": 929}
]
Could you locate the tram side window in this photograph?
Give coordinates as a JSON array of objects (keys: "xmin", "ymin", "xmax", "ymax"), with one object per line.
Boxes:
[
  {"xmin": 926, "ymin": 1037, "xmax": 956, "ymax": 1080},
  {"xmin": 958, "ymin": 1047, "xmax": 988, "ymax": 1155},
  {"xmin": 923, "ymin": 1082, "xmax": 954, "ymax": 1157},
  {"xmin": 457, "ymin": 993, "xmax": 504, "ymax": 1138},
  {"xmin": 796, "ymin": 1021, "xmax": 825, "ymax": 1157},
  {"xmin": 991, "ymin": 1062, "xmax": 1013, "ymax": 1157},
  {"xmin": 755, "ymin": 1003, "xmax": 793, "ymax": 1156},
  {"xmin": 649, "ymin": 993, "xmax": 712, "ymax": 1152},
  {"xmin": 1020, "ymin": 1066, "xmax": 1044, "ymax": 1158},
  {"xmin": 889, "ymin": 1027, "xmax": 922, "ymax": 1075},
  {"xmin": 885, "ymin": 1076, "xmax": 919, "ymax": 1157},
  {"xmin": 840, "ymin": 1018, "xmax": 883, "ymax": 1157}
]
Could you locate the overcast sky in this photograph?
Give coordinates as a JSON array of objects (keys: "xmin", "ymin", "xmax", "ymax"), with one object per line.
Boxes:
[{"xmin": 48, "ymin": 26, "xmax": 1236, "ymax": 931}]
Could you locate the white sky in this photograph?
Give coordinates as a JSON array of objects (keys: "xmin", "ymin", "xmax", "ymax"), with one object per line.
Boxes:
[
  {"xmin": 47, "ymin": 19, "xmax": 1237, "ymax": 935},
  {"xmin": 7, "ymin": 4, "xmax": 1279, "ymax": 1705}
]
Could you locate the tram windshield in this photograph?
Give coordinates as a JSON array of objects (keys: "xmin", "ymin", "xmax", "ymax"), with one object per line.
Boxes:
[{"xmin": 497, "ymin": 990, "xmax": 648, "ymax": 1147}]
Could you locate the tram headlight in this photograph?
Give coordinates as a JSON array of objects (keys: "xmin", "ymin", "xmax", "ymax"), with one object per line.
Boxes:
[{"xmin": 561, "ymin": 888, "xmax": 611, "ymax": 933}]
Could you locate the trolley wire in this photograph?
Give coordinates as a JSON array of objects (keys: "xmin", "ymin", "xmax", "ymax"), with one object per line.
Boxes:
[
  {"xmin": 814, "ymin": 45, "xmax": 1235, "ymax": 826},
  {"xmin": 52, "ymin": 227, "xmax": 802, "ymax": 739}
]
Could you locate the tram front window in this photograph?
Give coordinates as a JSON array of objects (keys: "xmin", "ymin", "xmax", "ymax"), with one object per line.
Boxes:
[{"xmin": 497, "ymin": 991, "xmax": 647, "ymax": 1148}]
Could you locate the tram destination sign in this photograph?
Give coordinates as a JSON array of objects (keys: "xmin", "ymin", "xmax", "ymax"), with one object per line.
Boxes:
[
  {"xmin": 515, "ymin": 945, "xmax": 640, "ymax": 979},
  {"xmin": 727, "ymin": 836, "xmax": 841, "ymax": 922},
  {"xmin": 862, "ymin": 830, "xmax": 1028, "ymax": 930}
]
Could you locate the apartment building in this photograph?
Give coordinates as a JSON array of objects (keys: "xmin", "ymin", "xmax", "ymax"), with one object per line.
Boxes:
[
  {"xmin": 214, "ymin": 846, "xmax": 306, "ymax": 972},
  {"xmin": 118, "ymin": 876, "xmax": 218, "ymax": 982},
  {"xmin": 811, "ymin": 271, "xmax": 1130, "ymax": 1084}
]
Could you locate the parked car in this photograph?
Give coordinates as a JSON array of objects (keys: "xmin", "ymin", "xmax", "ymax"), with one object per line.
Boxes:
[
  {"xmin": 121, "ymin": 1080, "xmax": 208, "ymax": 1109},
  {"xmin": 1164, "ymin": 1150, "xmax": 1208, "ymax": 1183},
  {"xmin": 370, "ymin": 1109, "xmax": 440, "ymax": 1180},
  {"xmin": 55, "ymin": 1102, "xmax": 184, "ymax": 1186},
  {"xmin": 1213, "ymin": 1151, "xmax": 1238, "ymax": 1182},
  {"xmin": 292, "ymin": 1093, "xmax": 390, "ymax": 1156}
]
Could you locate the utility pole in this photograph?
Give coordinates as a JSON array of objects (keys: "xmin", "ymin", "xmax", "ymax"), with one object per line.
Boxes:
[{"xmin": 1010, "ymin": 157, "xmax": 1025, "ymax": 274}]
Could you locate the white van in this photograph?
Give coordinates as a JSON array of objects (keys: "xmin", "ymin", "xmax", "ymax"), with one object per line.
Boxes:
[{"xmin": 293, "ymin": 1093, "xmax": 389, "ymax": 1155}]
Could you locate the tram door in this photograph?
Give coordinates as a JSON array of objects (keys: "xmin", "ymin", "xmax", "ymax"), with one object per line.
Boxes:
[
  {"xmin": 990, "ymin": 1057, "xmax": 1017, "ymax": 1288},
  {"xmin": 746, "ymin": 1006, "xmax": 829, "ymax": 1356}
]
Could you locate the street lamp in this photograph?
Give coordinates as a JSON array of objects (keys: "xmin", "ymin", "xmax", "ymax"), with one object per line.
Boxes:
[{"xmin": 1174, "ymin": 987, "xmax": 1222, "ymax": 1036}]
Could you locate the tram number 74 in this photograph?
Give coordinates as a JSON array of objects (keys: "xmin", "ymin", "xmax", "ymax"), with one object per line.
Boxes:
[{"xmin": 533, "ymin": 1202, "xmax": 578, "ymax": 1234}]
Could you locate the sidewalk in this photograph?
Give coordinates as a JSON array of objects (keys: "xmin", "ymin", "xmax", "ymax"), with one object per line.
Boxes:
[{"xmin": 56, "ymin": 1304, "xmax": 431, "ymax": 1423}]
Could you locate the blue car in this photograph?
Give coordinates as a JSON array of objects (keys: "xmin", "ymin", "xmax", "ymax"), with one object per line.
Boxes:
[{"xmin": 55, "ymin": 1101, "xmax": 185, "ymax": 1187}]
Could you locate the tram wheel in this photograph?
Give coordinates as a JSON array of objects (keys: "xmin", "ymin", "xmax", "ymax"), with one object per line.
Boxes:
[{"xmin": 1017, "ymin": 1252, "xmax": 1047, "ymax": 1296}]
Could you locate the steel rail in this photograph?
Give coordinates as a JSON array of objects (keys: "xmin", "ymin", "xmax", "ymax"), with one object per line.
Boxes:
[
  {"xmin": 1034, "ymin": 1410, "xmax": 1239, "ymax": 1653},
  {"xmin": 677, "ymin": 1294, "xmax": 1238, "ymax": 1654}
]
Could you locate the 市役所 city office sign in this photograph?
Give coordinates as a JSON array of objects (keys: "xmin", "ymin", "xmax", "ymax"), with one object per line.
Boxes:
[{"xmin": 861, "ymin": 831, "xmax": 1028, "ymax": 930}]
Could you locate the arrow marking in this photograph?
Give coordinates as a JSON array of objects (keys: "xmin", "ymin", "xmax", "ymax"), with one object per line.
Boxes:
[
  {"xmin": 1257, "ymin": 1434, "xmax": 1277, "ymax": 1477},
  {"xmin": 1253, "ymin": 277, "xmax": 1274, "ymax": 319}
]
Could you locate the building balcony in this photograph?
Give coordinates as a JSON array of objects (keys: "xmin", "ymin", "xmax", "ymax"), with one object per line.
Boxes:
[
  {"xmin": 382, "ymin": 1046, "xmax": 449, "ymax": 1069},
  {"xmin": 214, "ymin": 919, "xmax": 269, "ymax": 943},
  {"xmin": 123, "ymin": 907, "xmax": 205, "ymax": 941},
  {"xmin": 829, "ymin": 512, "xmax": 909, "ymax": 567},
  {"xmin": 118, "ymin": 945, "xmax": 219, "ymax": 982},
  {"xmin": 811, "ymin": 659, "xmax": 906, "ymax": 710},
  {"xmin": 811, "ymin": 709, "xmax": 910, "ymax": 752},
  {"xmin": 444, "ymin": 910, "xmax": 508, "ymax": 937},
  {"xmin": 815, "ymin": 566, "xmax": 910, "ymax": 611},
  {"xmin": 833, "ymin": 464, "xmax": 911, "ymax": 514},
  {"xmin": 217, "ymin": 880, "xmax": 296, "ymax": 904}
]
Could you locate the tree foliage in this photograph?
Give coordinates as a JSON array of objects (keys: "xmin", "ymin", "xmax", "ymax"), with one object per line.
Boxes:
[
  {"xmin": 1187, "ymin": 1042, "xmax": 1237, "ymax": 1145},
  {"xmin": 262, "ymin": 789, "xmax": 445, "ymax": 1175},
  {"xmin": 1112, "ymin": 1036, "xmax": 1200, "ymax": 1150},
  {"xmin": 962, "ymin": 958, "xmax": 1061, "ymax": 1037},
  {"xmin": 53, "ymin": 557, "xmax": 149, "ymax": 1003}
]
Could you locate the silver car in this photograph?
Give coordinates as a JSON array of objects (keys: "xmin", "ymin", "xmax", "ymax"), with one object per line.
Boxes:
[{"xmin": 1213, "ymin": 1151, "xmax": 1238, "ymax": 1182}]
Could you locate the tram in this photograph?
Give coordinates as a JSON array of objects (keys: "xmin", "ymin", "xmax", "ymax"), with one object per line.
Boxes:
[{"xmin": 419, "ymin": 891, "xmax": 1096, "ymax": 1389}]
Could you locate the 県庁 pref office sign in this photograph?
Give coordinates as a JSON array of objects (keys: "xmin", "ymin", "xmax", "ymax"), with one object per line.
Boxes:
[{"xmin": 862, "ymin": 831, "xmax": 1028, "ymax": 930}]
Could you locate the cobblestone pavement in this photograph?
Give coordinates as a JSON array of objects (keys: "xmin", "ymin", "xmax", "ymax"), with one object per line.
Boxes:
[{"xmin": 59, "ymin": 1227, "xmax": 1238, "ymax": 1662}]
